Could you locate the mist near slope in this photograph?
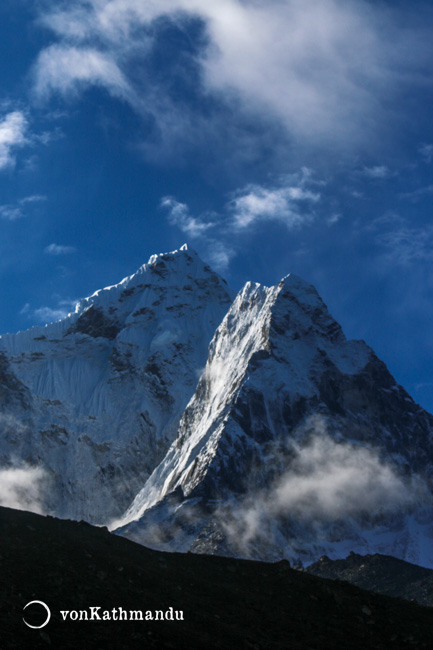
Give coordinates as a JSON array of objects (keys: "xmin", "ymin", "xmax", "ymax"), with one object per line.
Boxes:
[
  {"xmin": 0, "ymin": 413, "xmax": 28, "ymax": 435},
  {"xmin": 218, "ymin": 417, "xmax": 430, "ymax": 555},
  {"xmin": 0, "ymin": 463, "xmax": 49, "ymax": 515}
]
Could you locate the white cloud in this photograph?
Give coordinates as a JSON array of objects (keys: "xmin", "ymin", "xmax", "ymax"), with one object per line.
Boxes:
[
  {"xmin": 0, "ymin": 463, "xmax": 49, "ymax": 515},
  {"xmin": 362, "ymin": 165, "xmax": 392, "ymax": 179},
  {"xmin": 0, "ymin": 205, "xmax": 24, "ymax": 221},
  {"xmin": 33, "ymin": 0, "xmax": 433, "ymax": 155},
  {"xmin": 33, "ymin": 45, "xmax": 133, "ymax": 102},
  {"xmin": 32, "ymin": 298, "xmax": 78, "ymax": 324},
  {"xmin": 229, "ymin": 173, "xmax": 320, "ymax": 229},
  {"xmin": 44, "ymin": 243, "xmax": 76, "ymax": 255},
  {"xmin": 0, "ymin": 111, "xmax": 28, "ymax": 170}
]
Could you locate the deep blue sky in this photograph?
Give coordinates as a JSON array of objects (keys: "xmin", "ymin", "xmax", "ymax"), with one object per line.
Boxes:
[{"xmin": 0, "ymin": 0, "xmax": 433, "ymax": 412}]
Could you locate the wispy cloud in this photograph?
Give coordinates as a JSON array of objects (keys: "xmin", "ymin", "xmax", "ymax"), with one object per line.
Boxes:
[
  {"xmin": 20, "ymin": 195, "xmax": 47, "ymax": 204},
  {"xmin": 0, "ymin": 195, "xmax": 47, "ymax": 221},
  {"xmin": 205, "ymin": 240, "xmax": 235, "ymax": 273},
  {"xmin": 161, "ymin": 196, "xmax": 234, "ymax": 272},
  {"xmin": 400, "ymin": 185, "xmax": 433, "ymax": 201},
  {"xmin": 20, "ymin": 303, "xmax": 30, "ymax": 316},
  {"xmin": 33, "ymin": 45, "xmax": 133, "ymax": 103},
  {"xmin": 0, "ymin": 111, "xmax": 28, "ymax": 170},
  {"xmin": 419, "ymin": 143, "xmax": 433, "ymax": 163},
  {"xmin": 362, "ymin": 165, "xmax": 392, "ymax": 179},
  {"xmin": 32, "ymin": 1, "xmax": 433, "ymax": 157},
  {"xmin": 161, "ymin": 197, "xmax": 215, "ymax": 239},
  {"xmin": 44, "ymin": 243, "xmax": 76, "ymax": 255},
  {"xmin": 377, "ymin": 225, "xmax": 433, "ymax": 266},
  {"xmin": 327, "ymin": 213, "xmax": 341, "ymax": 226}
]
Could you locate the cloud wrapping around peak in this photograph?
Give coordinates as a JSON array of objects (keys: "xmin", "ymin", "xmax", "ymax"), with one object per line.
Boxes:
[{"xmin": 33, "ymin": 0, "xmax": 433, "ymax": 156}]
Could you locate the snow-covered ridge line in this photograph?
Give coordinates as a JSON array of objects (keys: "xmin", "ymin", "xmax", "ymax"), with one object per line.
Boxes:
[{"xmin": 0, "ymin": 245, "xmax": 234, "ymax": 524}]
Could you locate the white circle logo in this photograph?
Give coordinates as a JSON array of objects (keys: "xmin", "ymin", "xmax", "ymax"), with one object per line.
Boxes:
[{"xmin": 23, "ymin": 600, "xmax": 51, "ymax": 629}]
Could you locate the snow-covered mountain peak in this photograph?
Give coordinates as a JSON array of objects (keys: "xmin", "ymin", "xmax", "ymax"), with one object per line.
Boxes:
[
  {"xmin": 73, "ymin": 244, "xmax": 228, "ymax": 321},
  {"xmin": 0, "ymin": 246, "xmax": 234, "ymax": 523}
]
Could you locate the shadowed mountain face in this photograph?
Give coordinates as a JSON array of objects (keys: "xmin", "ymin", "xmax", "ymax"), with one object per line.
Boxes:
[
  {"xmin": 307, "ymin": 552, "xmax": 433, "ymax": 607},
  {"xmin": 3, "ymin": 506, "xmax": 433, "ymax": 650}
]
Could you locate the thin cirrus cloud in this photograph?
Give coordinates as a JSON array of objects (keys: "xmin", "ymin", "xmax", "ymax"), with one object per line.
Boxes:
[
  {"xmin": 400, "ymin": 185, "xmax": 433, "ymax": 201},
  {"xmin": 0, "ymin": 111, "xmax": 28, "ymax": 170},
  {"xmin": 0, "ymin": 195, "xmax": 46, "ymax": 221},
  {"xmin": 32, "ymin": 0, "xmax": 433, "ymax": 155},
  {"xmin": 44, "ymin": 243, "xmax": 77, "ymax": 255},
  {"xmin": 376, "ymin": 225, "xmax": 433, "ymax": 267},
  {"xmin": 419, "ymin": 143, "xmax": 433, "ymax": 163}
]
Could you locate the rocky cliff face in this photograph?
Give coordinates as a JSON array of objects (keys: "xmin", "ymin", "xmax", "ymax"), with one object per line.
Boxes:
[
  {"xmin": 0, "ymin": 245, "xmax": 233, "ymax": 523},
  {"xmin": 116, "ymin": 274, "xmax": 433, "ymax": 567}
]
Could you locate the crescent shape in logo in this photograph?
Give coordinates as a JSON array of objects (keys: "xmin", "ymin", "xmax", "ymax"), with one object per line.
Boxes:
[{"xmin": 23, "ymin": 600, "xmax": 51, "ymax": 629}]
